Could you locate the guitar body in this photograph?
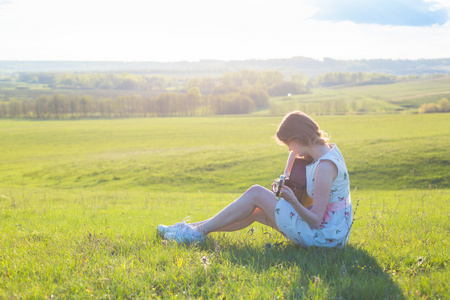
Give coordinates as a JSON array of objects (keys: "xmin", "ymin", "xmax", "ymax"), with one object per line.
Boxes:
[{"xmin": 284, "ymin": 157, "xmax": 314, "ymax": 207}]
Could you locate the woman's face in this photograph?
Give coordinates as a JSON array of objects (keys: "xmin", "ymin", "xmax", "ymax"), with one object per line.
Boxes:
[{"xmin": 287, "ymin": 140, "xmax": 308, "ymax": 157}]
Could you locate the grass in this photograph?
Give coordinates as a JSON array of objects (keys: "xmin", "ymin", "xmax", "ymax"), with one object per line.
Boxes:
[
  {"xmin": 0, "ymin": 114, "xmax": 449, "ymax": 298},
  {"xmin": 1, "ymin": 114, "xmax": 447, "ymax": 191},
  {"xmin": 1, "ymin": 188, "xmax": 448, "ymax": 298}
]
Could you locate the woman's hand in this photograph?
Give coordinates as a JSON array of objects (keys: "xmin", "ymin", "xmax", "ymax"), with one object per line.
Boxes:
[{"xmin": 279, "ymin": 185, "xmax": 298, "ymax": 204}]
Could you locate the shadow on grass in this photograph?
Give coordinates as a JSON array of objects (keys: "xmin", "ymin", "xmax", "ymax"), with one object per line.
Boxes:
[{"xmin": 203, "ymin": 238, "xmax": 404, "ymax": 299}]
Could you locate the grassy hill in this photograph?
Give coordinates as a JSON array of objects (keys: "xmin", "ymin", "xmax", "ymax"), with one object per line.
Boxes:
[
  {"xmin": 0, "ymin": 114, "xmax": 449, "ymax": 298},
  {"xmin": 268, "ymin": 75, "xmax": 450, "ymax": 115},
  {"xmin": 0, "ymin": 114, "xmax": 448, "ymax": 193}
]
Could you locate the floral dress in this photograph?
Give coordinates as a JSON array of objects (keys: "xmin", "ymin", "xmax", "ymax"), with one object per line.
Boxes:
[{"xmin": 274, "ymin": 145, "xmax": 353, "ymax": 249}]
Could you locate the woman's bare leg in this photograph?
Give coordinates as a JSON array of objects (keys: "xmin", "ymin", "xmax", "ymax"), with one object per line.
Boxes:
[
  {"xmin": 190, "ymin": 208, "xmax": 276, "ymax": 231},
  {"xmin": 196, "ymin": 185, "xmax": 279, "ymax": 235},
  {"xmin": 214, "ymin": 208, "xmax": 278, "ymax": 231}
]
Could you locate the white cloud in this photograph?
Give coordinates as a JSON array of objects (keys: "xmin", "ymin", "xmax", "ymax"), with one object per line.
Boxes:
[
  {"xmin": 311, "ymin": 0, "xmax": 450, "ymax": 26},
  {"xmin": 0, "ymin": 0, "xmax": 449, "ymax": 61},
  {"xmin": 425, "ymin": 0, "xmax": 450, "ymax": 10}
]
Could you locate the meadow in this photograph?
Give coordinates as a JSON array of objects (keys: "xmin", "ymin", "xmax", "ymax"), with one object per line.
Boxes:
[
  {"xmin": 268, "ymin": 75, "xmax": 450, "ymax": 115},
  {"xmin": 0, "ymin": 114, "xmax": 449, "ymax": 298}
]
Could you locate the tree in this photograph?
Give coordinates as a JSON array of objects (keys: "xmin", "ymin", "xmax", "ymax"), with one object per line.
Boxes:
[
  {"xmin": 290, "ymin": 74, "xmax": 311, "ymax": 93},
  {"xmin": 47, "ymin": 94, "xmax": 68, "ymax": 119},
  {"xmin": 0, "ymin": 102, "xmax": 7, "ymax": 118},
  {"xmin": 261, "ymin": 71, "xmax": 284, "ymax": 86},
  {"xmin": 69, "ymin": 96, "xmax": 80, "ymax": 118},
  {"xmin": 153, "ymin": 93, "xmax": 187, "ymax": 117},
  {"xmin": 419, "ymin": 98, "xmax": 449, "ymax": 113},
  {"xmin": 186, "ymin": 78, "xmax": 201, "ymax": 91},
  {"xmin": 211, "ymin": 93, "xmax": 255, "ymax": 115},
  {"xmin": 240, "ymin": 88, "xmax": 269, "ymax": 109},
  {"xmin": 98, "ymin": 97, "xmax": 114, "ymax": 117},
  {"xmin": 438, "ymin": 98, "xmax": 449, "ymax": 112},
  {"xmin": 187, "ymin": 87, "xmax": 202, "ymax": 116},
  {"xmin": 268, "ymin": 81, "xmax": 305, "ymax": 97},
  {"xmin": 8, "ymin": 99, "xmax": 22, "ymax": 118},
  {"xmin": 80, "ymin": 95, "xmax": 93, "ymax": 117},
  {"xmin": 117, "ymin": 73, "xmax": 147, "ymax": 90},
  {"xmin": 35, "ymin": 95, "xmax": 49, "ymax": 119},
  {"xmin": 199, "ymin": 77, "xmax": 216, "ymax": 94}
]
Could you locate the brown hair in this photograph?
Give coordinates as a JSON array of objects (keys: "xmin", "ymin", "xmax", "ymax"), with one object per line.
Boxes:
[{"xmin": 275, "ymin": 111, "xmax": 329, "ymax": 147}]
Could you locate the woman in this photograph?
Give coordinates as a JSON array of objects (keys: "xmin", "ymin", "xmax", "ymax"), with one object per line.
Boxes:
[{"xmin": 158, "ymin": 111, "xmax": 353, "ymax": 248}]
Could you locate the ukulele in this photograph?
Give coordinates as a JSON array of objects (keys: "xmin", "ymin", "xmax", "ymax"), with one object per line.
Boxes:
[{"xmin": 284, "ymin": 157, "xmax": 314, "ymax": 208}]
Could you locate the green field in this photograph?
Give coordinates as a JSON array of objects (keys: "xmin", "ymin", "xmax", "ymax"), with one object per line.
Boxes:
[
  {"xmin": 268, "ymin": 75, "xmax": 450, "ymax": 115},
  {"xmin": 1, "ymin": 114, "xmax": 449, "ymax": 298}
]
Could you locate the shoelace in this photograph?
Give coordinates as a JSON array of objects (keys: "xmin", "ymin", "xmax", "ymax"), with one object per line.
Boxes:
[
  {"xmin": 181, "ymin": 216, "xmax": 191, "ymax": 224},
  {"xmin": 174, "ymin": 216, "xmax": 191, "ymax": 228},
  {"xmin": 165, "ymin": 216, "xmax": 191, "ymax": 229}
]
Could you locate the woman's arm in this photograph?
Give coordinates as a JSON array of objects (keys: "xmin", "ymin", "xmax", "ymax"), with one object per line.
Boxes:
[
  {"xmin": 280, "ymin": 160, "xmax": 337, "ymax": 229},
  {"xmin": 283, "ymin": 151, "xmax": 298, "ymax": 178}
]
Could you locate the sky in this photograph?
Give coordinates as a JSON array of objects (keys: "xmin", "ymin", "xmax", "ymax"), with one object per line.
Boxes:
[{"xmin": 0, "ymin": 0, "xmax": 449, "ymax": 62}]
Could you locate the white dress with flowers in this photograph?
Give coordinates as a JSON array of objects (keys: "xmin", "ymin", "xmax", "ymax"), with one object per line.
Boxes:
[{"xmin": 274, "ymin": 145, "xmax": 353, "ymax": 249}]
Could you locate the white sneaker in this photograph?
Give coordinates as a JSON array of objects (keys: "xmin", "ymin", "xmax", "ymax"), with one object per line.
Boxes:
[
  {"xmin": 157, "ymin": 216, "xmax": 191, "ymax": 237},
  {"xmin": 164, "ymin": 226, "xmax": 206, "ymax": 244}
]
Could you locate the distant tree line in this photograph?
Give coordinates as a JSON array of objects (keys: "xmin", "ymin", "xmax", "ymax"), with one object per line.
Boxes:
[
  {"xmin": 15, "ymin": 72, "xmax": 172, "ymax": 90},
  {"xmin": 0, "ymin": 89, "xmax": 262, "ymax": 118},
  {"xmin": 315, "ymin": 72, "xmax": 419, "ymax": 86},
  {"xmin": 5, "ymin": 69, "xmax": 419, "ymax": 90},
  {"xmin": 10, "ymin": 70, "xmax": 310, "ymax": 96},
  {"xmin": 0, "ymin": 87, "xmax": 273, "ymax": 119},
  {"xmin": 0, "ymin": 70, "xmax": 312, "ymax": 118},
  {"xmin": 2, "ymin": 69, "xmax": 441, "ymax": 118}
]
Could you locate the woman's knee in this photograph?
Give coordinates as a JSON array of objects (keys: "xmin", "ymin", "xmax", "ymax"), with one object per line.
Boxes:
[
  {"xmin": 246, "ymin": 185, "xmax": 269, "ymax": 198},
  {"xmin": 246, "ymin": 185, "xmax": 276, "ymax": 203}
]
